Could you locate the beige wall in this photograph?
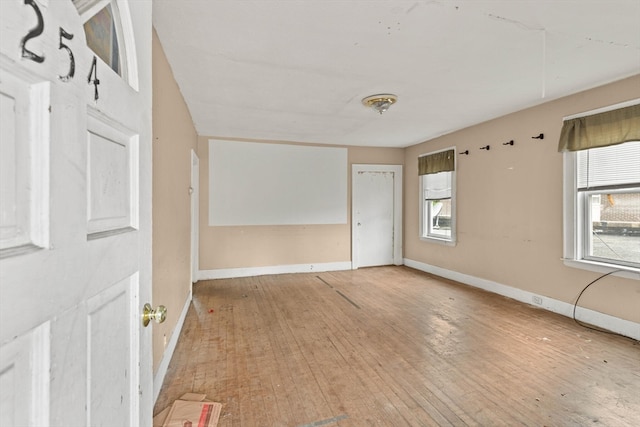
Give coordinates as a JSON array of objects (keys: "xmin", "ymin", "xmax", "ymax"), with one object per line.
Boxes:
[
  {"xmin": 152, "ymin": 29, "xmax": 198, "ymax": 372},
  {"xmin": 404, "ymin": 75, "xmax": 640, "ymax": 323},
  {"xmin": 197, "ymin": 137, "xmax": 404, "ymax": 270}
]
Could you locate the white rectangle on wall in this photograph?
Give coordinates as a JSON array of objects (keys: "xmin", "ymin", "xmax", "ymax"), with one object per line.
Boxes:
[{"xmin": 209, "ymin": 140, "xmax": 347, "ymax": 226}]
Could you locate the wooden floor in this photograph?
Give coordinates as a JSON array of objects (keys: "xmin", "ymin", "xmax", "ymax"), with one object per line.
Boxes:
[{"xmin": 154, "ymin": 266, "xmax": 640, "ymax": 426}]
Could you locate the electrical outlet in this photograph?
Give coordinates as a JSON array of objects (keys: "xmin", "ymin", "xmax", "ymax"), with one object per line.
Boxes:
[{"xmin": 532, "ymin": 296, "xmax": 543, "ymax": 305}]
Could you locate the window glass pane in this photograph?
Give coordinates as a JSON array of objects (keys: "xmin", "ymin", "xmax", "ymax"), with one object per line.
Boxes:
[
  {"xmin": 421, "ymin": 169, "xmax": 454, "ymax": 242},
  {"xmin": 427, "ymin": 199, "xmax": 452, "ymax": 239},
  {"xmin": 84, "ymin": 3, "xmax": 121, "ymax": 75},
  {"xmin": 585, "ymin": 191, "xmax": 640, "ymax": 267}
]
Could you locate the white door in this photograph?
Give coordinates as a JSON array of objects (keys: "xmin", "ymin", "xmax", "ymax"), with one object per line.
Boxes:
[
  {"xmin": 0, "ymin": 1, "xmax": 153, "ymax": 426},
  {"xmin": 190, "ymin": 149, "xmax": 199, "ymax": 283},
  {"xmin": 352, "ymin": 165, "xmax": 403, "ymax": 268}
]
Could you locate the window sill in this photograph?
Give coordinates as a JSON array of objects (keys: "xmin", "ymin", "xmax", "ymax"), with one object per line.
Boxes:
[
  {"xmin": 420, "ymin": 236, "xmax": 457, "ymax": 247},
  {"xmin": 562, "ymin": 258, "xmax": 640, "ymax": 280}
]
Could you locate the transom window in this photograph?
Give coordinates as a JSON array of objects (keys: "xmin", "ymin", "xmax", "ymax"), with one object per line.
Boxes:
[
  {"xmin": 84, "ymin": 2, "xmax": 122, "ymax": 75},
  {"xmin": 74, "ymin": 0, "xmax": 127, "ymax": 78}
]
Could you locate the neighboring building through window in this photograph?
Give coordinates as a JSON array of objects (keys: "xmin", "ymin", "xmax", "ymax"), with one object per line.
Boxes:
[
  {"xmin": 419, "ymin": 148, "xmax": 456, "ymax": 244},
  {"xmin": 561, "ymin": 103, "xmax": 640, "ymax": 271}
]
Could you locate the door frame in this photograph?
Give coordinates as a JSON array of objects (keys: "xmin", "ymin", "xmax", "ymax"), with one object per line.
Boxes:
[
  {"xmin": 351, "ymin": 164, "xmax": 403, "ymax": 269},
  {"xmin": 190, "ymin": 149, "xmax": 199, "ymax": 283}
]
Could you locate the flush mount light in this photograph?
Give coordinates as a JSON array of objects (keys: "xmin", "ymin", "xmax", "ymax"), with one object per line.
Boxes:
[{"xmin": 362, "ymin": 94, "xmax": 398, "ymax": 114}]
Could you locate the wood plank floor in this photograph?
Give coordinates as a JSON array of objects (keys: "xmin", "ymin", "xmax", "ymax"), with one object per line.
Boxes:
[{"xmin": 154, "ymin": 266, "xmax": 640, "ymax": 426}]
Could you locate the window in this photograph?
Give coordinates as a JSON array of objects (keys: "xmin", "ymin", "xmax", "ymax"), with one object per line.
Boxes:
[
  {"xmin": 74, "ymin": 0, "xmax": 129, "ymax": 79},
  {"xmin": 84, "ymin": 2, "xmax": 123, "ymax": 76},
  {"xmin": 419, "ymin": 148, "xmax": 456, "ymax": 244},
  {"xmin": 561, "ymin": 103, "xmax": 640, "ymax": 271},
  {"xmin": 572, "ymin": 142, "xmax": 640, "ymax": 268}
]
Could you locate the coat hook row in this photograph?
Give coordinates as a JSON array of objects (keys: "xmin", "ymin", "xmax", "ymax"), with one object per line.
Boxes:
[
  {"xmin": 503, "ymin": 140, "xmax": 514, "ymax": 146},
  {"xmin": 532, "ymin": 133, "xmax": 544, "ymax": 140},
  {"xmin": 480, "ymin": 145, "xmax": 490, "ymax": 150}
]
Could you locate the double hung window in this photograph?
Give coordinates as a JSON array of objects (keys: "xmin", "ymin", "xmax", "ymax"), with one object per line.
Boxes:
[
  {"xmin": 419, "ymin": 148, "xmax": 456, "ymax": 244},
  {"xmin": 561, "ymin": 103, "xmax": 640, "ymax": 271}
]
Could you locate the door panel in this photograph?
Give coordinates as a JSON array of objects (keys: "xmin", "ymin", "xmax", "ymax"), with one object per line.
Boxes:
[
  {"xmin": 86, "ymin": 112, "xmax": 138, "ymax": 237},
  {"xmin": 0, "ymin": 67, "xmax": 49, "ymax": 257},
  {"xmin": 87, "ymin": 274, "xmax": 139, "ymax": 426},
  {"xmin": 0, "ymin": 322, "xmax": 49, "ymax": 427}
]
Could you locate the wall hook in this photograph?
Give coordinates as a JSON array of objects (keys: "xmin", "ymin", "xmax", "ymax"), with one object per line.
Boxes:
[
  {"xmin": 480, "ymin": 145, "xmax": 490, "ymax": 150},
  {"xmin": 459, "ymin": 150, "xmax": 469, "ymax": 155},
  {"xmin": 503, "ymin": 140, "xmax": 514, "ymax": 146},
  {"xmin": 532, "ymin": 133, "xmax": 544, "ymax": 140}
]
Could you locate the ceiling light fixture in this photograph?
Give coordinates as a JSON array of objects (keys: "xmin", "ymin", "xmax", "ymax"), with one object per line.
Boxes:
[{"xmin": 362, "ymin": 94, "xmax": 398, "ymax": 114}]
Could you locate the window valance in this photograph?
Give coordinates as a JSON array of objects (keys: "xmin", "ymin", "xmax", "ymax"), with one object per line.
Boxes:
[
  {"xmin": 418, "ymin": 149, "xmax": 455, "ymax": 175},
  {"xmin": 558, "ymin": 104, "xmax": 640, "ymax": 152}
]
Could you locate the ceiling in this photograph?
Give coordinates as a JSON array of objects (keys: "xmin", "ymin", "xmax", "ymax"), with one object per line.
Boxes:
[{"xmin": 152, "ymin": 1, "xmax": 640, "ymax": 148}]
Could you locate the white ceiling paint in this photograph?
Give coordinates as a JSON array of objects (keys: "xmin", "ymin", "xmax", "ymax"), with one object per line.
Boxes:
[{"xmin": 153, "ymin": 0, "xmax": 640, "ymax": 148}]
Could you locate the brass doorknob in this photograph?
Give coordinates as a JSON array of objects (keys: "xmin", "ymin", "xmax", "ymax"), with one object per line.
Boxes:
[{"xmin": 142, "ymin": 303, "xmax": 167, "ymax": 327}]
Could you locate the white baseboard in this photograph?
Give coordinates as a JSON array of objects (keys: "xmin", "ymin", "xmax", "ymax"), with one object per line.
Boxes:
[
  {"xmin": 404, "ymin": 258, "xmax": 640, "ymax": 341},
  {"xmin": 153, "ymin": 285, "xmax": 193, "ymax": 404},
  {"xmin": 198, "ymin": 261, "xmax": 352, "ymax": 280}
]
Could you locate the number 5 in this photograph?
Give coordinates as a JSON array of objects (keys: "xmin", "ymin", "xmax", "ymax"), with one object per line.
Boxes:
[{"xmin": 58, "ymin": 28, "xmax": 75, "ymax": 81}]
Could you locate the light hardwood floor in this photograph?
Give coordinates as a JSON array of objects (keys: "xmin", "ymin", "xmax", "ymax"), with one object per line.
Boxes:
[{"xmin": 154, "ymin": 266, "xmax": 640, "ymax": 426}]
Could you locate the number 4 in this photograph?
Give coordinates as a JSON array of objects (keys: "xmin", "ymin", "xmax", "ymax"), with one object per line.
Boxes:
[{"xmin": 88, "ymin": 56, "xmax": 100, "ymax": 101}]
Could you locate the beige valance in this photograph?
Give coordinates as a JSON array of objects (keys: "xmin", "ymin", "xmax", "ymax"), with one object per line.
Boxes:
[
  {"xmin": 558, "ymin": 104, "xmax": 640, "ymax": 152},
  {"xmin": 418, "ymin": 149, "xmax": 455, "ymax": 175}
]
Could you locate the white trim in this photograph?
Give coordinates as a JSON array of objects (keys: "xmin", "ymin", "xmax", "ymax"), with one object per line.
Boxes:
[
  {"xmin": 153, "ymin": 286, "xmax": 193, "ymax": 404},
  {"xmin": 562, "ymin": 259, "xmax": 640, "ymax": 278},
  {"xmin": 351, "ymin": 164, "xmax": 403, "ymax": 269},
  {"xmin": 198, "ymin": 261, "xmax": 352, "ymax": 280},
  {"xmin": 562, "ymin": 98, "xmax": 640, "ymax": 121},
  {"xmin": 190, "ymin": 150, "xmax": 199, "ymax": 284},
  {"xmin": 404, "ymin": 258, "xmax": 640, "ymax": 340}
]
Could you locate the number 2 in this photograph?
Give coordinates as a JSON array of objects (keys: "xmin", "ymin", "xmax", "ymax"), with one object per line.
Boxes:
[
  {"xmin": 21, "ymin": 0, "xmax": 45, "ymax": 63},
  {"xmin": 58, "ymin": 28, "xmax": 75, "ymax": 81}
]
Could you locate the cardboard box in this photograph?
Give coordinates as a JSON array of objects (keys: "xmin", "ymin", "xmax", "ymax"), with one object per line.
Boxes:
[
  {"xmin": 162, "ymin": 400, "xmax": 222, "ymax": 427},
  {"xmin": 154, "ymin": 393, "xmax": 221, "ymax": 427}
]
